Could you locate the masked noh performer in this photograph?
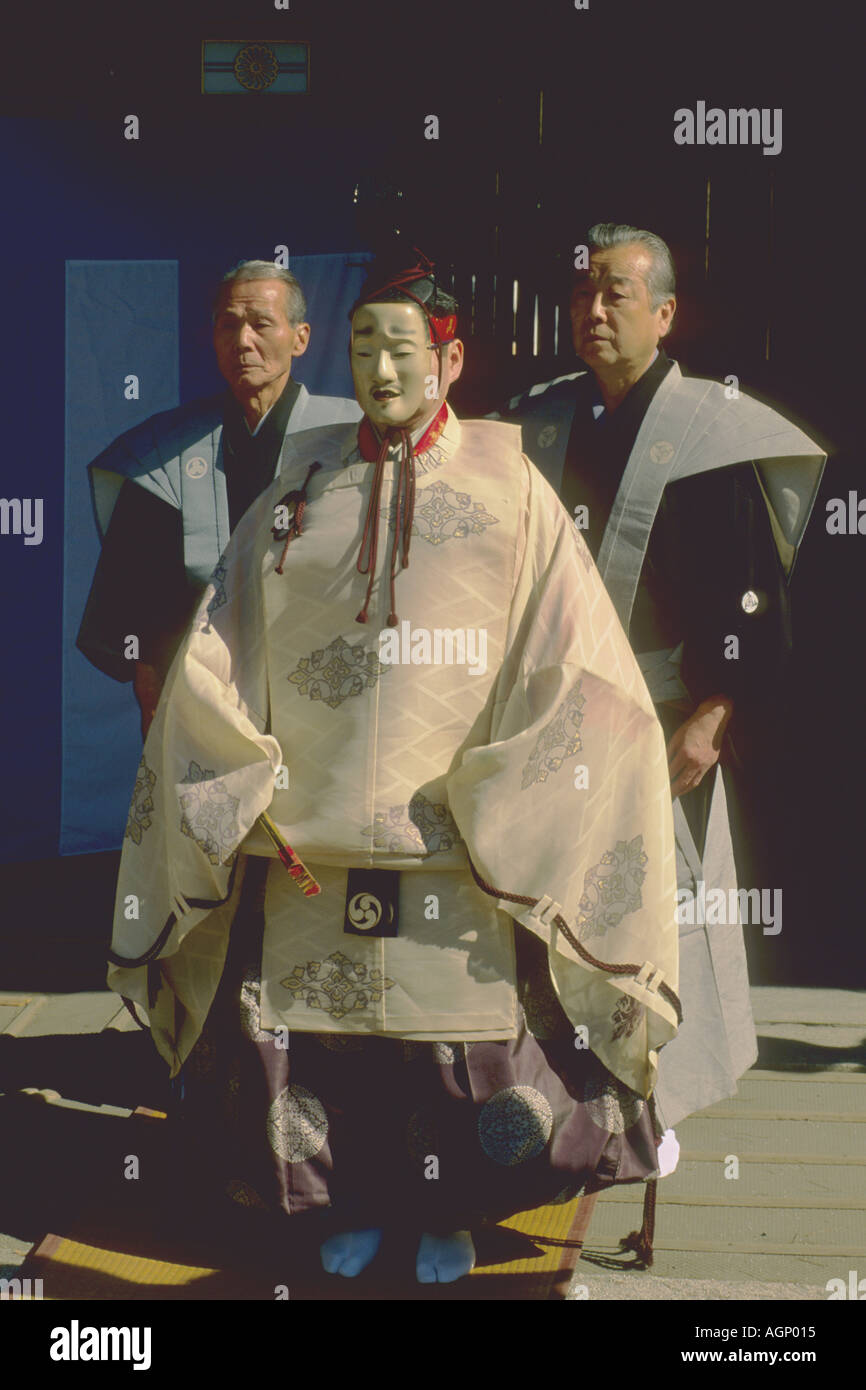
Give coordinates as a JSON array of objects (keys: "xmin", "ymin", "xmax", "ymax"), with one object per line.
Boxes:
[{"xmin": 108, "ymin": 252, "xmax": 680, "ymax": 1285}]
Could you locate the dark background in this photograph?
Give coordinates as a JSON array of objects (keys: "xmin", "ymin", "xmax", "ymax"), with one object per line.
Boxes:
[{"xmin": 0, "ymin": 0, "xmax": 862, "ymax": 986}]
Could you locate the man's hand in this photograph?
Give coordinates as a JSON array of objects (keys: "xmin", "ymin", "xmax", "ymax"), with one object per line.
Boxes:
[
  {"xmin": 666, "ymin": 696, "xmax": 733, "ymax": 798},
  {"xmin": 132, "ymin": 662, "xmax": 164, "ymax": 742}
]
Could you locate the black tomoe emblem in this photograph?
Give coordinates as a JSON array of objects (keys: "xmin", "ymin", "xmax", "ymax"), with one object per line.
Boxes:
[{"xmin": 343, "ymin": 869, "xmax": 399, "ymax": 937}]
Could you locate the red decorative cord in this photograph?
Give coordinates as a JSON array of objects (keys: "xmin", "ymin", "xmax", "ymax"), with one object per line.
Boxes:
[{"xmin": 356, "ymin": 427, "xmax": 415, "ymax": 626}]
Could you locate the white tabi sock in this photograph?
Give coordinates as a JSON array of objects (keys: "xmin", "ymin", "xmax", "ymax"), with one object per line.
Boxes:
[
  {"xmin": 656, "ymin": 1128, "xmax": 680, "ymax": 1177},
  {"xmin": 320, "ymin": 1228, "xmax": 383, "ymax": 1277},
  {"xmin": 416, "ymin": 1230, "xmax": 476, "ymax": 1284}
]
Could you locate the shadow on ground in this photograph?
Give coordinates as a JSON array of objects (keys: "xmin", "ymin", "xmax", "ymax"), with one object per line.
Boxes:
[
  {"xmin": 0, "ymin": 852, "xmax": 119, "ymax": 992},
  {"xmin": 0, "ymin": 1094, "xmax": 583, "ymax": 1300},
  {"xmin": 755, "ymin": 1034, "xmax": 866, "ymax": 1071},
  {"xmin": 0, "ymin": 1029, "xmax": 170, "ymax": 1110}
]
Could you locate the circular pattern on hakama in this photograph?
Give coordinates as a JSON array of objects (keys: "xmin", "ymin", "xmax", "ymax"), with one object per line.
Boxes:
[
  {"xmin": 316, "ymin": 1033, "xmax": 367, "ymax": 1052},
  {"xmin": 581, "ymin": 1076, "xmax": 644, "ymax": 1134},
  {"xmin": 478, "ymin": 1085, "xmax": 554, "ymax": 1166},
  {"xmin": 222, "ymin": 1061, "xmax": 241, "ymax": 1124},
  {"xmin": 225, "ymin": 1179, "xmax": 269, "ymax": 1210},
  {"xmin": 406, "ymin": 1111, "xmax": 439, "ymax": 1165},
  {"xmin": 402, "ymin": 1040, "xmax": 461, "ymax": 1065},
  {"xmin": 267, "ymin": 1085, "xmax": 328, "ymax": 1163},
  {"xmin": 240, "ymin": 969, "xmax": 276, "ymax": 1043},
  {"xmin": 185, "ymin": 1036, "xmax": 217, "ymax": 1078},
  {"xmin": 521, "ymin": 970, "xmax": 563, "ymax": 1040}
]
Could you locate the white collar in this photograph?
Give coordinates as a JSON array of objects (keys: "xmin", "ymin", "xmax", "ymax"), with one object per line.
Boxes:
[{"xmin": 245, "ymin": 402, "xmax": 275, "ymax": 437}]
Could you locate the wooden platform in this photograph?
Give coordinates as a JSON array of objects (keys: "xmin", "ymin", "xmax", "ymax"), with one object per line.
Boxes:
[
  {"xmin": 21, "ymin": 1192, "xmax": 597, "ymax": 1301},
  {"xmin": 17, "ymin": 1108, "xmax": 598, "ymax": 1301}
]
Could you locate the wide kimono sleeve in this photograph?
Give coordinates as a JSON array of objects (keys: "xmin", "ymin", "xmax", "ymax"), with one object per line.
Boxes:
[
  {"xmin": 77, "ymin": 398, "xmax": 224, "ymax": 679},
  {"xmin": 447, "ymin": 457, "xmax": 679, "ymax": 1098},
  {"xmin": 76, "ymin": 480, "xmax": 194, "ymax": 681},
  {"xmin": 106, "ymin": 487, "xmax": 284, "ymax": 1075}
]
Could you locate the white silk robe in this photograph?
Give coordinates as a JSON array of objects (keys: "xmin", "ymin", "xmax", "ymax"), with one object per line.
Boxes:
[{"xmin": 108, "ymin": 406, "xmax": 679, "ymax": 1101}]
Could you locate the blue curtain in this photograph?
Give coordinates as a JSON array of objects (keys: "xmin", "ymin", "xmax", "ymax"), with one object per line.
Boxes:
[{"xmin": 62, "ymin": 261, "xmax": 180, "ymax": 856}]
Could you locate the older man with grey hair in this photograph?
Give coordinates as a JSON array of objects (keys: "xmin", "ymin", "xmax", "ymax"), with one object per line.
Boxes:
[
  {"xmin": 500, "ymin": 222, "xmax": 826, "ymax": 1134},
  {"xmin": 78, "ymin": 261, "xmax": 361, "ymax": 734}
]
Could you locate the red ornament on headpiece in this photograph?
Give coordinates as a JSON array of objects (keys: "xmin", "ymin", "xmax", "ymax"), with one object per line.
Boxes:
[{"xmin": 351, "ymin": 247, "xmax": 458, "ymax": 346}]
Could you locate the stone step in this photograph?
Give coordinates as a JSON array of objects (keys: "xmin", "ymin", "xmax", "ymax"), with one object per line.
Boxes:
[
  {"xmin": 750, "ymin": 988, "xmax": 865, "ymax": 1026},
  {"xmin": 589, "ymin": 1191, "xmax": 866, "ymax": 1253},
  {"xmin": 568, "ymin": 1270, "xmax": 830, "ymax": 1301},
  {"xmin": 0, "ymin": 992, "xmax": 120, "ymax": 1037},
  {"xmin": 601, "ymin": 1160, "xmax": 865, "ymax": 1205},
  {"xmin": 674, "ymin": 1115, "xmax": 866, "ymax": 1155}
]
